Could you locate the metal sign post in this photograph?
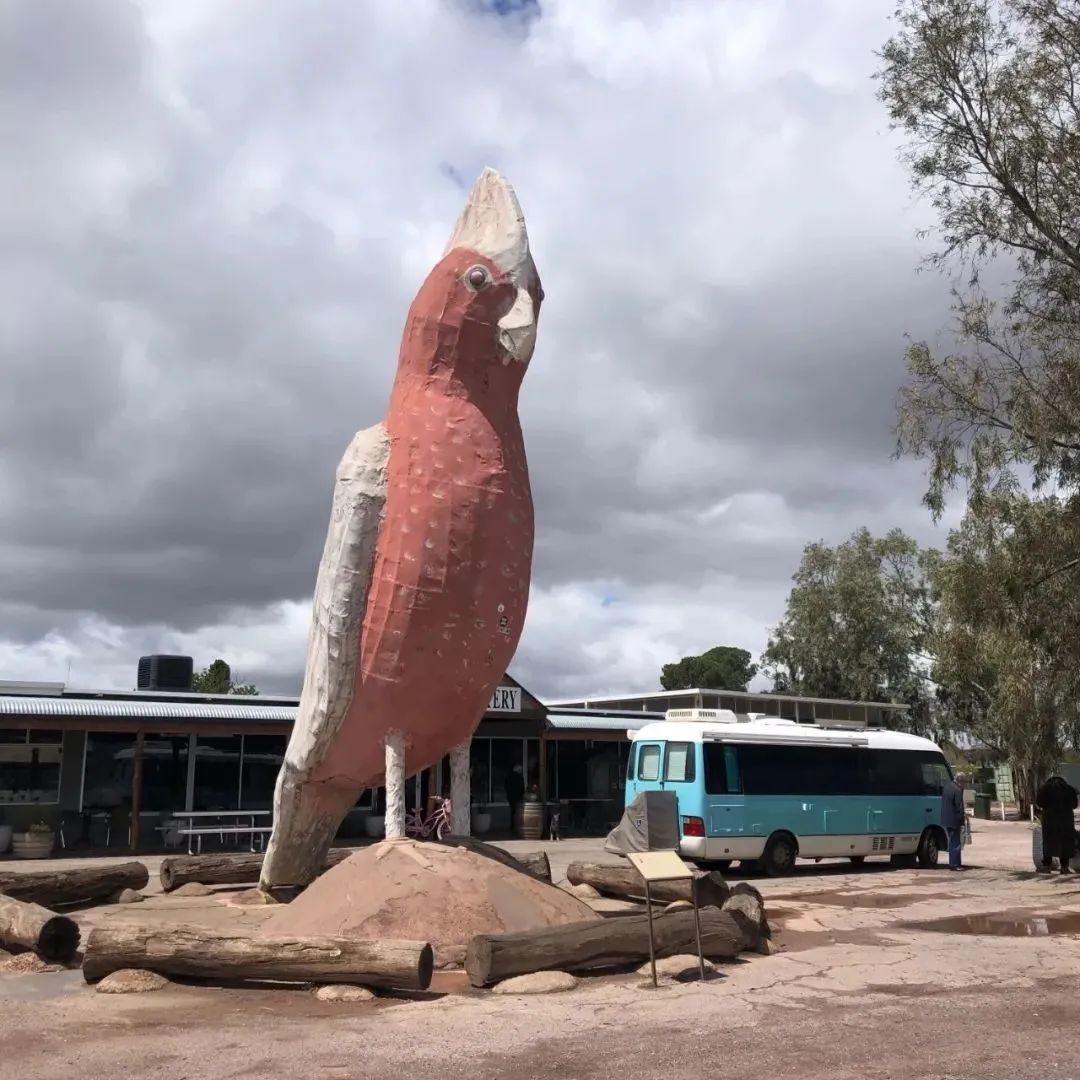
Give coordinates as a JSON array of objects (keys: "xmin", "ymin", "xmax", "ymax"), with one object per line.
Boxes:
[{"xmin": 627, "ymin": 850, "xmax": 707, "ymax": 988}]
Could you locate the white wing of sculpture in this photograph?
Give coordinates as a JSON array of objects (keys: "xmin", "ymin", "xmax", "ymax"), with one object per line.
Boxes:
[{"xmin": 261, "ymin": 422, "xmax": 390, "ymax": 889}]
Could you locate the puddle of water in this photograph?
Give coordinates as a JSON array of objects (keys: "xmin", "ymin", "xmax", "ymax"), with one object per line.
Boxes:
[
  {"xmin": 906, "ymin": 910, "xmax": 1080, "ymax": 937},
  {"xmin": 774, "ymin": 891, "xmax": 959, "ymax": 910}
]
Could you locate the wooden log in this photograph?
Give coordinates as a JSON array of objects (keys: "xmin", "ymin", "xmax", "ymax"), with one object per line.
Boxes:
[
  {"xmin": 721, "ymin": 892, "xmax": 769, "ymax": 951},
  {"xmin": 0, "ymin": 861, "xmax": 149, "ymax": 908},
  {"xmin": 436, "ymin": 836, "xmax": 551, "ymax": 883},
  {"xmin": 161, "ymin": 843, "xmax": 552, "ymax": 892},
  {"xmin": 0, "ymin": 895, "xmax": 80, "ymax": 962},
  {"xmin": 465, "ymin": 908, "xmax": 746, "ymax": 987},
  {"xmin": 160, "ymin": 849, "xmax": 355, "ymax": 892},
  {"xmin": 82, "ymin": 926, "xmax": 433, "ymax": 990},
  {"xmin": 565, "ymin": 861, "xmax": 729, "ymax": 908}
]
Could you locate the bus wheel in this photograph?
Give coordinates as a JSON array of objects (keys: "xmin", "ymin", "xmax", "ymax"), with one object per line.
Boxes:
[
  {"xmin": 916, "ymin": 828, "xmax": 941, "ymax": 868},
  {"xmin": 849, "ymin": 856, "xmax": 866, "ymax": 866},
  {"xmin": 762, "ymin": 833, "xmax": 797, "ymax": 877}
]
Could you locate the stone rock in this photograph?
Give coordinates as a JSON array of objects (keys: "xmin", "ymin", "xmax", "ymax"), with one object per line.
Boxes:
[
  {"xmin": 664, "ymin": 900, "xmax": 693, "ymax": 912},
  {"xmin": 0, "ymin": 952, "xmax": 61, "ymax": 974},
  {"xmin": 561, "ymin": 883, "xmax": 601, "ymax": 900},
  {"xmin": 172, "ymin": 882, "xmax": 213, "ymax": 897},
  {"xmin": 434, "ymin": 944, "xmax": 467, "ymax": 969},
  {"xmin": 637, "ymin": 954, "xmax": 716, "ymax": 979},
  {"xmin": 229, "ymin": 888, "xmax": 278, "ymax": 907},
  {"xmin": 117, "ymin": 888, "xmax": 145, "ymax": 904},
  {"xmin": 95, "ymin": 969, "xmax": 169, "ymax": 994},
  {"xmin": 314, "ymin": 984, "xmax": 375, "ymax": 1003},
  {"xmin": 492, "ymin": 971, "xmax": 578, "ymax": 995}
]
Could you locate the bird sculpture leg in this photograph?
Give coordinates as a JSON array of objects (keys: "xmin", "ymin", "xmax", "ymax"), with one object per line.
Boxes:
[
  {"xmin": 449, "ymin": 738, "xmax": 471, "ymax": 836},
  {"xmin": 385, "ymin": 730, "xmax": 406, "ymax": 839}
]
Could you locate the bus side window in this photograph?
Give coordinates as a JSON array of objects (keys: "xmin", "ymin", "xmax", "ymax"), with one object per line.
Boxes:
[
  {"xmin": 919, "ymin": 755, "xmax": 950, "ymax": 795},
  {"xmin": 664, "ymin": 742, "xmax": 695, "ymax": 783},
  {"xmin": 626, "ymin": 745, "xmax": 636, "ymax": 781},
  {"xmin": 638, "ymin": 744, "xmax": 662, "ymax": 782},
  {"xmin": 704, "ymin": 744, "xmax": 739, "ymax": 794},
  {"xmin": 724, "ymin": 746, "xmax": 741, "ymax": 793}
]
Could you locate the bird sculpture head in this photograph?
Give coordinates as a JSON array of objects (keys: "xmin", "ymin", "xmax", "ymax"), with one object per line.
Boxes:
[{"xmin": 399, "ymin": 168, "xmax": 543, "ymax": 388}]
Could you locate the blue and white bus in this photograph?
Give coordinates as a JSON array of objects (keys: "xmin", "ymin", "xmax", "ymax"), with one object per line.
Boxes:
[{"xmin": 625, "ymin": 710, "xmax": 952, "ymax": 875}]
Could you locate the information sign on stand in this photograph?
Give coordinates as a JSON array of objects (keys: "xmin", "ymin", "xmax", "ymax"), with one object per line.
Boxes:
[{"xmin": 626, "ymin": 850, "xmax": 707, "ymax": 988}]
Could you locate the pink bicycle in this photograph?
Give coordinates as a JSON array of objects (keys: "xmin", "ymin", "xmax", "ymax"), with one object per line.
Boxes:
[{"xmin": 404, "ymin": 796, "xmax": 453, "ymax": 840}]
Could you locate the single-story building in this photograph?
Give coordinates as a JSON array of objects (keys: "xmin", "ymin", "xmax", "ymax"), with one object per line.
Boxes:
[
  {"xmin": 0, "ymin": 667, "xmax": 658, "ymax": 851},
  {"xmin": 0, "ymin": 664, "xmax": 915, "ymax": 853},
  {"xmin": 548, "ymin": 687, "xmax": 912, "ymax": 729}
]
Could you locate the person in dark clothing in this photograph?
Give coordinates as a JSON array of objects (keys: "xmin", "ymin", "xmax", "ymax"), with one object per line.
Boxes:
[
  {"xmin": 505, "ymin": 764, "xmax": 525, "ymax": 835},
  {"xmin": 1035, "ymin": 775, "xmax": 1079, "ymax": 874},
  {"xmin": 940, "ymin": 771, "xmax": 968, "ymax": 871}
]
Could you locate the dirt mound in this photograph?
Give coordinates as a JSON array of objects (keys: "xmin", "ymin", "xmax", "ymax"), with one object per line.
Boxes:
[{"xmin": 265, "ymin": 839, "xmax": 598, "ymax": 946}]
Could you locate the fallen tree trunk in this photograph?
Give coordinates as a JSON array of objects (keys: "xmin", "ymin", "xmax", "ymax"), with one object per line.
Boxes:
[
  {"xmin": 465, "ymin": 908, "xmax": 746, "ymax": 987},
  {"xmin": 721, "ymin": 890, "xmax": 769, "ymax": 951},
  {"xmin": 82, "ymin": 926, "xmax": 433, "ymax": 990},
  {"xmin": 161, "ymin": 842, "xmax": 551, "ymax": 892},
  {"xmin": 566, "ymin": 861, "xmax": 729, "ymax": 908},
  {"xmin": 0, "ymin": 861, "xmax": 149, "ymax": 908},
  {"xmin": 0, "ymin": 895, "xmax": 80, "ymax": 962},
  {"xmin": 436, "ymin": 836, "xmax": 551, "ymax": 883},
  {"xmin": 160, "ymin": 849, "xmax": 355, "ymax": 892}
]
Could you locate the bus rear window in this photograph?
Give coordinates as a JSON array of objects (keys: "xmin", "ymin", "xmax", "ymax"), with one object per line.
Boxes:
[
  {"xmin": 637, "ymin": 744, "xmax": 661, "ymax": 781},
  {"xmin": 664, "ymin": 742, "xmax": 695, "ymax": 783}
]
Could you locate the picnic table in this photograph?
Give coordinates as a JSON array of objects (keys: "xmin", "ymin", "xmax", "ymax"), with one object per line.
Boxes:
[{"xmin": 164, "ymin": 810, "xmax": 273, "ymax": 855}]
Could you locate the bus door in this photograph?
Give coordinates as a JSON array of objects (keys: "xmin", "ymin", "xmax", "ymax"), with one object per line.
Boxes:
[
  {"xmin": 703, "ymin": 741, "xmax": 743, "ymax": 837},
  {"xmin": 625, "ymin": 741, "xmax": 664, "ymax": 804}
]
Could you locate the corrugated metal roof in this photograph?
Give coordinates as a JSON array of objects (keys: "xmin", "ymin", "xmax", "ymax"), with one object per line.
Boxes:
[
  {"xmin": 0, "ymin": 696, "xmax": 297, "ymax": 723},
  {"xmin": 545, "ymin": 713, "xmax": 651, "ymax": 732}
]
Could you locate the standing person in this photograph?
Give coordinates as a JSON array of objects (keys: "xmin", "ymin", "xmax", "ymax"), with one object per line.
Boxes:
[
  {"xmin": 1035, "ymin": 774, "xmax": 1079, "ymax": 875},
  {"xmin": 505, "ymin": 764, "xmax": 525, "ymax": 836},
  {"xmin": 941, "ymin": 771, "xmax": 968, "ymax": 871}
]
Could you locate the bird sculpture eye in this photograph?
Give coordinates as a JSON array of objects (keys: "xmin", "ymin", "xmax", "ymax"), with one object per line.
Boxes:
[{"xmin": 466, "ymin": 266, "xmax": 490, "ymax": 289}]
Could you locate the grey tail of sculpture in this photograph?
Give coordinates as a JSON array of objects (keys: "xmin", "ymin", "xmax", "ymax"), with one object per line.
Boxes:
[{"xmin": 259, "ymin": 763, "xmax": 354, "ymax": 892}]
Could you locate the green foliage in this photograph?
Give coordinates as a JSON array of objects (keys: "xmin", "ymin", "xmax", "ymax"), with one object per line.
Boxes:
[
  {"xmin": 879, "ymin": 0, "xmax": 1080, "ymax": 785},
  {"xmin": 192, "ymin": 659, "xmax": 260, "ymax": 696},
  {"xmin": 880, "ymin": 0, "xmax": 1080, "ymax": 510},
  {"xmin": 929, "ymin": 497, "xmax": 1080, "ymax": 796},
  {"xmin": 762, "ymin": 528, "xmax": 938, "ymax": 731},
  {"xmin": 660, "ymin": 646, "xmax": 757, "ymax": 692}
]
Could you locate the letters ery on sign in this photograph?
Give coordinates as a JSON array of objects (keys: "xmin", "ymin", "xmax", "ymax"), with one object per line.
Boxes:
[{"xmin": 488, "ymin": 686, "xmax": 521, "ymax": 713}]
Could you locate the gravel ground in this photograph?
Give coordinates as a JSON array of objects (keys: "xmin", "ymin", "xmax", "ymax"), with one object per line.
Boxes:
[{"xmin": 2, "ymin": 819, "xmax": 1076, "ymax": 1080}]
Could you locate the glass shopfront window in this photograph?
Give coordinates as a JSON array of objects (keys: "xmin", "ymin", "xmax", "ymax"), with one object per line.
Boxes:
[
  {"xmin": 240, "ymin": 735, "xmax": 287, "ymax": 810},
  {"xmin": 0, "ymin": 729, "xmax": 62, "ymax": 805},
  {"xmin": 82, "ymin": 733, "xmax": 189, "ymax": 813},
  {"xmin": 193, "ymin": 736, "xmax": 242, "ymax": 810}
]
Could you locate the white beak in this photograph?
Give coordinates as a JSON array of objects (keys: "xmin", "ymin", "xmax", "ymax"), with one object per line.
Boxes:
[{"xmin": 498, "ymin": 288, "xmax": 536, "ymax": 364}]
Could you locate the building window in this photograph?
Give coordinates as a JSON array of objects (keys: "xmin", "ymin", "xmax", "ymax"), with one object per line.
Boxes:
[
  {"xmin": 240, "ymin": 735, "xmax": 287, "ymax": 810},
  {"xmin": 0, "ymin": 729, "xmax": 62, "ymax": 805},
  {"xmin": 193, "ymin": 736, "xmax": 242, "ymax": 810}
]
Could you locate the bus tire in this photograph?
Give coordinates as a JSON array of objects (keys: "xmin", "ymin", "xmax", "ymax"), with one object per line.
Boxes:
[
  {"xmin": 762, "ymin": 833, "xmax": 798, "ymax": 877},
  {"xmin": 916, "ymin": 828, "xmax": 942, "ymax": 868}
]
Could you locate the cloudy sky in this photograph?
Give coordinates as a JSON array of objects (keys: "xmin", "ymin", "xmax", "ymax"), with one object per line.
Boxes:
[{"xmin": 0, "ymin": 0, "xmax": 964, "ymax": 699}]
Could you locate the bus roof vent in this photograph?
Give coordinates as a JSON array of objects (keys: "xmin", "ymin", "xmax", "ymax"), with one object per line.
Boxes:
[{"xmin": 665, "ymin": 708, "xmax": 742, "ymax": 724}]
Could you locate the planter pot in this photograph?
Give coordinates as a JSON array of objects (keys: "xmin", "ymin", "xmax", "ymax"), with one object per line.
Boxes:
[
  {"xmin": 363, "ymin": 815, "xmax": 385, "ymax": 839},
  {"xmin": 0, "ymin": 825, "xmax": 11, "ymax": 854},
  {"xmin": 12, "ymin": 831, "xmax": 54, "ymax": 860},
  {"xmin": 471, "ymin": 811, "xmax": 492, "ymax": 835}
]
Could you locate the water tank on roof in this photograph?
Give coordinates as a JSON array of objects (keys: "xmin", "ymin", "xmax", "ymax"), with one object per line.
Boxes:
[{"xmin": 137, "ymin": 655, "xmax": 194, "ymax": 692}]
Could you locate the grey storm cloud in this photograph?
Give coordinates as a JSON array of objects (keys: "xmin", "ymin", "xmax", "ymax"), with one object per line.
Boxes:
[{"xmin": 0, "ymin": 0, "xmax": 956, "ymax": 696}]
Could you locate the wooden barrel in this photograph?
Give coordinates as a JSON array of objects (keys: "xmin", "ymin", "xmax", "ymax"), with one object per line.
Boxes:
[{"xmin": 518, "ymin": 801, "xmax": 543, "ymax": 841}]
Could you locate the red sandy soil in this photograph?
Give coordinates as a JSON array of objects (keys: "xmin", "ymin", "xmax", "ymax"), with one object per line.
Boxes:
[{"xmin": 264, "ymin": 838, "xmax": 596, "ymax": 945}]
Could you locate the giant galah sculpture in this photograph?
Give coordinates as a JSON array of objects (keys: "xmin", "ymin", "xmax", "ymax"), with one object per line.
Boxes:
[{"xmin": 260, "ymin": 169, "xmax": 542, "ymax": 891}]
